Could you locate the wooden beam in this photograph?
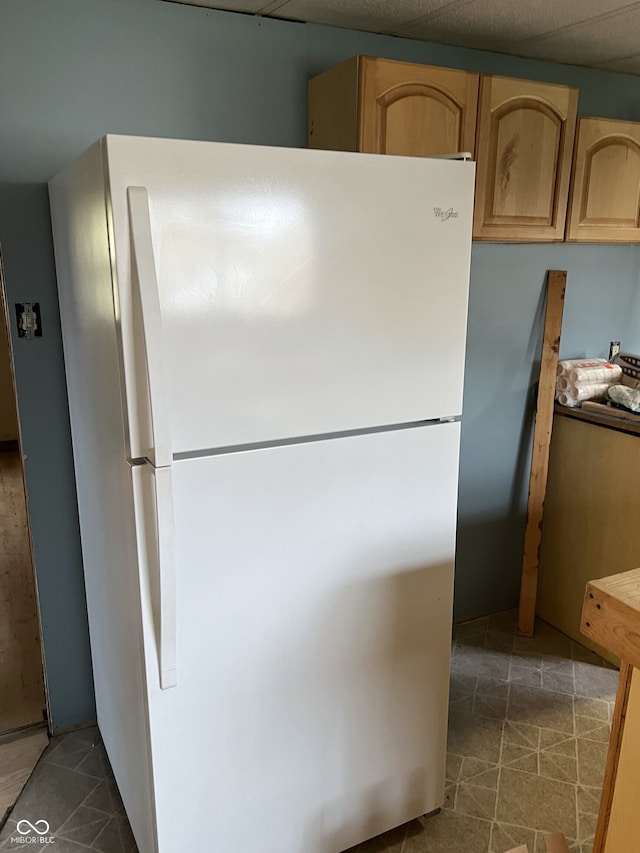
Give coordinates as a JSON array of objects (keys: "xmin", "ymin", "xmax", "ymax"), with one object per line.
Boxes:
[{"xmin": 517, "ymin": 270, "xmax": 567, "ymax": 636}]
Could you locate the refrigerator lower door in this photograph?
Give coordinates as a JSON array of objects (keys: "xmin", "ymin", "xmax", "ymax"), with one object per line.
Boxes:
[{"xmin": 134, "ymin": 422, "xmax": 460, "ymax": 853}]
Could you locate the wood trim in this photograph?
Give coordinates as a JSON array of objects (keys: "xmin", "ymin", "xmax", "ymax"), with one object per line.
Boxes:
[
  {"xmin": 517, "ymin": 271, "xmax": 566, "ymax": 636},
  {"xmin": 593, "ymin": 662, "xmax": 632, "ymax": 853},
  {"xmin": 555, "ymin": 402, "xmax": 640, "ymax": 437},
  {"xmin": 0, "ymin": 439, "xmax": 19, "ymax": 453},
  {"xmin": 0, "ymin": 252, "xmax": 49, "ymax": 734}
]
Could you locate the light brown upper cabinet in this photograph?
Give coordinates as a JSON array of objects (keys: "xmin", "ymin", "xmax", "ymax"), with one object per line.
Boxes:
[
  {"xmin": 308, "ymin": 56, "xmax": 479, "ymax": 158},
  {"xmin": 473, "ymin": 76, "xmax": 578, "ymax": 242},
  {"xmin": 566, "ymin": 117, "xmax": 640, "ymax": 243}
]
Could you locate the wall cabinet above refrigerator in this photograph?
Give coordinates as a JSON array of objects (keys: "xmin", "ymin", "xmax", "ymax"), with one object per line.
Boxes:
[{"xmin": 308, "ymin": 56, "xmax": 479, "ymax": 157}]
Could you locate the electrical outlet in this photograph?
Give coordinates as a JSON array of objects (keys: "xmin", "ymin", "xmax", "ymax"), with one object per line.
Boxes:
[{"xmin": 15, "ymin": 302, "xmax": 42, "ymax": 339}]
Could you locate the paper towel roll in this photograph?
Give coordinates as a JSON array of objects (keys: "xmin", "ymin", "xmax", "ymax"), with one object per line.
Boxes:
[
  {"xmin": 568, "ymin": 382, "xmax": 611, "ymax": 402},
  {"xmin": 569, "ymin": 363, "xmax": 622, "ymax": 384}
]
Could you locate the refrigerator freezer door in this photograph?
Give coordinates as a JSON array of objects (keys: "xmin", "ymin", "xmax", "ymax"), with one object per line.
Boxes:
[
  {"xmin": 106, "ymin": 136, "xmax": 474, "ymax": 459},
  {"xmin": 133, "ymin": 422, "xmax": 460, "ymax": 853}
]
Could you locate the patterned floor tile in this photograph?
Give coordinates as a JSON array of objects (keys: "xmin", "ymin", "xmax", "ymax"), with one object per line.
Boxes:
[
  {"xmin": 490, "ymin": 821, "xmax": 535, "ymax": 853},
  {"xmin": 57, "ymin": 805, "xmax": 110, "ymax": 845},
  {"xmin": 576, "ymin": 738, "xmax": 608, "ymax": 788},
  {"xmin": 456, "ymin": 782, "xmax": 497, "ymax": 820},
  {"xmin": 574, "ymin": 662, "xmax": 619, "ymax": 701},
  {"xmin": 573, "ymin": 697, "xmax": 610, "ymax": 722},
  {"xmin": 577, "ymin": 811, "xmax": 597, "ymax": 843},
  {"xmin": 503, "ymin": 720, "xmax": 541, "ymax": 749},
  {"xmin": 540, "ymin": 733, "xmax": 576, "ymax": 757},
  {"xmin": 445, "ymin": 753, "xmax": 463, "ymax": 782},
  {"xmin": 508, "ymin": 683, "xmax": 574, "ymax": 734},
  {"xmin": 459, "ymin": 758, "xmax": 499, "ymax": 791},
  {"xmin": 452, "ymin": 645, "xmax": 512, "ymax": 681},
  {"xmin": 443, "ymin": 783, "xmax": 457, "ymax": 810},
  {"xmin": 447, "ymin": 710, "xmax": 504, "ymax": 764},
  {"xmin": 510, "ymin": 666, "xmax": 543, "ymax": 689},
  {"xmin": 538, "ymin": 751, "xmax": 578, "ymax": 783},
  {"xmin": 501, "ymin": 744, "xmax": 539, "ymax": 774},
  {"xmin": 576, "ymin": 786, "xmax": 601, "ymax": 816},
  {"xmin": 497, "ymin": 768, "xmax": 577, "ymax": 838}
]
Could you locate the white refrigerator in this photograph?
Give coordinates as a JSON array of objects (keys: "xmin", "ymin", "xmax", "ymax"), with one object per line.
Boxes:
[{"xmin": 49, "ymin": 135, "xmax": 474, "ymax": 853}]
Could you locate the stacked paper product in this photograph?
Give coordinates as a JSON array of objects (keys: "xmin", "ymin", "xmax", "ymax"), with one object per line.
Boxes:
[{"xmin": 555, "ymin": 358, "xmax": 622, "ymax": 407}]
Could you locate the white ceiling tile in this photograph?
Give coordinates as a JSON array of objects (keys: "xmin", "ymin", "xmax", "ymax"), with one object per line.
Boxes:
[
  {"xmin": 268, "ymin": 0, "xmax": 457, "ymax": 33},
  {"xmin": 393, "ymin": 17, "xmax": 503, "ymax": 51},
  {"xmin": 510, "ymin": 5, "xmax": 640, "ymax": 65},
  {"xmin": 395, "ymin": 0, "xmax": 640, "ymax": 50}
]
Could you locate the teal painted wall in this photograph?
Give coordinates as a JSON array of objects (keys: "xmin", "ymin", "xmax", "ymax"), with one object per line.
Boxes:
[{"xmin": 1, "ymin": 0, "xmax": 639, "ymax": 730}]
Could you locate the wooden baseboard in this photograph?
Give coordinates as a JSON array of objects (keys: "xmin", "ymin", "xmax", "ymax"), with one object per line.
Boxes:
[{"xmin": 0, "ymin": 440, "xmax": 19, "ymax": 453}]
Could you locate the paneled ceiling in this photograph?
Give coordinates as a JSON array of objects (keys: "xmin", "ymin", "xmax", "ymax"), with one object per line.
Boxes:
[{"xmin": 167, "ymin": 0, "xmax": 640, "ymax": 74}]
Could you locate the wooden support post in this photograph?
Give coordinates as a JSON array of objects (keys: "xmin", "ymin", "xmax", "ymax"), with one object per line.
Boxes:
[{"xmin": 517, "ymin": 270, "xmax": 567, "ymax": 637}]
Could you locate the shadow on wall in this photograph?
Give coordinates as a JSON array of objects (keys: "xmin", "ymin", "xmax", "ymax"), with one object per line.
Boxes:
[
  {"xmin": 455, "ymin": 274, "xmax": 547, "ymax": 622},
  {"xmin": 0, "ymin": 183, "xmax": 94, "ymax": 732}
]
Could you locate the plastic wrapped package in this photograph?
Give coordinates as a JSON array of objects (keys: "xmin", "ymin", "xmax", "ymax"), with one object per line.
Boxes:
[
  {"xmin": 608, "ymin": 384, "xmax": 640, "ymax": 413},
  {"xmin": 556, "ymin": 358, "xmax": 606, "ymax": 377}
]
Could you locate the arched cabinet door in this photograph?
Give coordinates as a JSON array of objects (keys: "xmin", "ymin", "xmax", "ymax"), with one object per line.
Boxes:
[
  {"xmin": 359, "ymin": 58, "xmax": 478, "ymax": 157},
  {"xmin": 308, "ymin": 56, "xmax": 478, "ymax": 159},
  {"xmin": 566, "ymin": 117, "xmax": 640, "ymax": 243},
  {"xmin": 473, "ymin": 76, "xmax": 578, "ymax": 242}
]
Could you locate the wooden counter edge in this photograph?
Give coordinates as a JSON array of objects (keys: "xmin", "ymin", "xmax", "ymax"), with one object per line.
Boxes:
[
  {"xmin": 581, "ymin": 568, "xmax": 640, "ymax": 669},
  {"xmin": 554, "ymin": 402, "xmax": 640, "ymax": 437}
]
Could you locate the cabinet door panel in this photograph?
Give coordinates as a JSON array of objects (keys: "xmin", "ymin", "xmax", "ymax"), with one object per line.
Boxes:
[
  {"xmin": 360, "ymin": 58, "xmax": 478, "ymax": 157},
  {"xmin": 566, "ymin": 117, "xmax": 640, "ymax": 242},
  {"xmin": 474, "ymin": 76, "xmax": 578, "ymax": 241}
]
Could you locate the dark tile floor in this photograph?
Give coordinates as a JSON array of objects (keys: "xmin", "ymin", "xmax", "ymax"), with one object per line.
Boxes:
[
  {"xmin": 0, "ymin": 727, "xmax": 136, "ymax": 852},
  {"xmin": 0, "ymin": 611, "xmax": 619, "ymax": 853}
]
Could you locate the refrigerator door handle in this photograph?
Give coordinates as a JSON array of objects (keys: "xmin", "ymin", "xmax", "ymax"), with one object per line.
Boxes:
[
  {"xmin": 127, "ymin": 186, "xmax": 172, "ymax": 469},
  {"xmin": 152, "ymin": 465, "xmax": 178, "ymax": 689}
]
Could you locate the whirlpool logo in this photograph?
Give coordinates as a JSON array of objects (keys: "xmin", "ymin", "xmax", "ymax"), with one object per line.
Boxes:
[
  {"xmin": 433, "ymin": 206, "xmax": 459, "ymax": 222},
  {"xmin": 11, "ymin": 818, "xmax": 55, "ymax": 844}
]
